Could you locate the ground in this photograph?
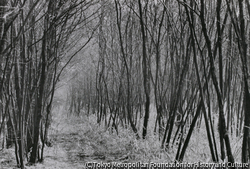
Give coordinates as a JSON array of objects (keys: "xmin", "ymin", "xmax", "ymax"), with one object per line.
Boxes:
[
  {"xmin": 0, "ymin": 105, "xmax": 171, "ymax": 169},
  {"xmin": 0, "ymin": 105, "xmax": 243, "ymax": 169}
]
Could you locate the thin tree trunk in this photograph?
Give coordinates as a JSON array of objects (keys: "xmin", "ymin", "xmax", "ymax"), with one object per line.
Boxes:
[
  {"xmin": 138, "ymin": 0, "xmax": 150, "ymax": 139},
  {"xmin": 200, "ymin": 0, "xmax": 234, "ymax": 163},
  {"xmin": 29, "ymin": 31, "xmax": 46, "ymax": 163}
]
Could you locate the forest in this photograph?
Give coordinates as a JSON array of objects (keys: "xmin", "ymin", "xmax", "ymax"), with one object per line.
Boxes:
[{"xmin": 0, "ymin": 0, "xmax": 250, "ymax": 168}]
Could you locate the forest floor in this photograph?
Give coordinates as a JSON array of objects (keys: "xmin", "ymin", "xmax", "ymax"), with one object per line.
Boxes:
[
  {"xmin": 0, "ymin": 105, "xmax": 243, "ymax": 169},
  {"xmin": 0, "ymin": 105, "xmax": 170, "ymax": 169}
]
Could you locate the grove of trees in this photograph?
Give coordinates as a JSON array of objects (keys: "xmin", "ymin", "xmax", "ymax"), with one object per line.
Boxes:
[
  {"xmin": 68, "ymin": 0, "xmax": 250, "ymax": 164},
  {"xmin": 0, "ymin": 0, "xmax": 99, "ymax": 168},
  {"xmin": 1, "ymin": 0, "xmax": 250, "ymax": 168}
]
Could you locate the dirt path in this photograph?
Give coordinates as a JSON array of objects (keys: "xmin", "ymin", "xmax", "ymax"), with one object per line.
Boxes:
[
  {"xmin": 38, "ymin": 114, "xmax": 106, "ymax": 169},
  {"xmin": 39, "ymin": 112, "xmax": 133, "ymax": 168},
  {"xmin": 0, "ymin": 110, "xmax": 169, "ymax": 169},
  {"xmin": 0, "ymin": 113, "xmax": 117, "ymax": 169},
  {"xmin": 49, "ymin": 115, "xmax": 130, "ymax": 167}
]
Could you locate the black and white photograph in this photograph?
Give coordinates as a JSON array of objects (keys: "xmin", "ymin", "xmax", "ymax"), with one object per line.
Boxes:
[{"xmin": 0, "ymin": 0, "xmax": 249, "ymax": 168}]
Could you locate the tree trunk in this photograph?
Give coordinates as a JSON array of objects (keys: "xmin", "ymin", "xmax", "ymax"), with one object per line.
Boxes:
[
  {"xmin": 29, "ymin": 33, "xmax": 46, "ymax": 163},
  {"xmin": 138, "ymin": 0, "xmax": 150, "ymax": 139}
]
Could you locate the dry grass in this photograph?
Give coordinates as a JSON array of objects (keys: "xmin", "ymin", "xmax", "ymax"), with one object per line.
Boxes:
[{"xmin": 0, "ymin": 104, "xmax": 244, "ymax": 168}]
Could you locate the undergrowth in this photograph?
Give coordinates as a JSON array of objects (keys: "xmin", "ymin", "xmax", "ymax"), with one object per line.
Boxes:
[
  {"xmin": 50, "ymin": 104, "xmax": 243, "ymax": 165},
  {"xmin": 0, "ymin": 104, "xmax": 244, "ymax": 168}
]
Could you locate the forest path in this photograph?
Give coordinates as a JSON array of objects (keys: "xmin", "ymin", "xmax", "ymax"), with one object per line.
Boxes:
[
  {"xmin": 38, "ymin": 111, "xmax": 131, "ymax": 169},
  {"xmin": 0, "ymin": 110, "xmax": 129, "ymax": 169},
  {"xmin": 1, "ymin": 105, "xmax": 175, "ymax": 169}
]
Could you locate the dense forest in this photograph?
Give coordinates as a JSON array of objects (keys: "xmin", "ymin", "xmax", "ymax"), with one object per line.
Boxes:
[{"xmin": 0, "ymin": 0, "xmax": 250, "ymax": 168}]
